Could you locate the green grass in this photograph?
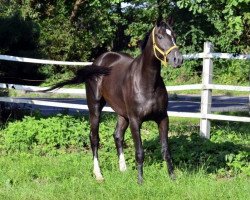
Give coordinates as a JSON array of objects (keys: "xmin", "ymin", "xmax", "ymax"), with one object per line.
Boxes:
[
  {"xmin": 0, "ymin": 153, "xmax": 249, "ymax": 200},
  {"xmin": 0, "ymin": 114, "xmax": 249, "ymax": 199}
]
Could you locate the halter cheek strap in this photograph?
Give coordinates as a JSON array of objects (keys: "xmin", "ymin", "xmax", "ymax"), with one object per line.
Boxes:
[{"xmin": 152, "ymin": 27, "xmax": 178, "ymax": 66}]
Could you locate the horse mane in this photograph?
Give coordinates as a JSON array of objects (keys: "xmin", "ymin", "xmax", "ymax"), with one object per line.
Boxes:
[{"xmin": 140, "ymin": 27, "xmax": 153, "ymax": 51}]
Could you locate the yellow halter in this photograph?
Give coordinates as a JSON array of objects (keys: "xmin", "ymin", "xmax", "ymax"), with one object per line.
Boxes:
[{"xmin": 152, "ymin": 27, "xmax": 178, "ymax": 66}]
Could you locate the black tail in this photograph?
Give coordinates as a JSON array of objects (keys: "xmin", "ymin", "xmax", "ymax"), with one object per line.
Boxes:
[{"xmin": 42, "ymin": 64, "xmax": 111, "ymax": 92}]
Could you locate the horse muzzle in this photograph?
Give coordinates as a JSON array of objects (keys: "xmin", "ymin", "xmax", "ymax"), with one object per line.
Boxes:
[{"xmin": 169, "ymin": 51, "xmax": 183, "ymax": 68}]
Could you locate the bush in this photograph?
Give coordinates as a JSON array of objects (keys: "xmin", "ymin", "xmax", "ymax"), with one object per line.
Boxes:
[
  {"xmin": 0, "ymin": 114, "xmax": 89, "ymax": 155},
  {"xmin": 213, "ymin": 60, "xmax": 250, "ymax": 85},
  {"xmin": 161, "ymin": 60, "xmax": 201, "ymax": 85}
]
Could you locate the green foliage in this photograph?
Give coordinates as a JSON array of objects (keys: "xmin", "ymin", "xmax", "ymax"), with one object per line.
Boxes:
[
  {"xmin": 176, "ymin": 0, "xmax": 250, "ymax": 53},
  {"xmin": 0, "ymin": 153, "xmax": 249, "ymax": 200},
  {"xmin": 210, "ymin": 121, "xmax": 250, "ymax": 176},
  {"xmin": 0, "ymin": 11, "xmax": 44, "ymax": 84},
  {"xmin": 0, "ymin": 113, "xmax": 249, "ymax": 177},
  {"xmin": 0, "ymin": 13, "xmax": 39, "ymax": 55},
  {"xmin": 214, "ymin": 60, "xmax": 250, "ymax": 85},
  {"xmin": 162, "ymin": 60, "xmax": 201, "ymax": 85},
  {"xmin": 0, "ymin": 114, "xmax": 249, "ymax": 199},
  {"xmin": 1, "ymin": 114, "xmax": 89, "ymax": 155},
  {"xmin": 0, "ymin": 0, "xmax": 249, "ymax": 86}
]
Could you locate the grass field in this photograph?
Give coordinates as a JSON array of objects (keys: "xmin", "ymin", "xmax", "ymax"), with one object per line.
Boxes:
[
  {"xmin": 0, "ymin": 114, "xmax": 249, "ymax": 200},
  {"xmin": 0, "ymin": 153, "xmax": 249, "ymax": 200}
]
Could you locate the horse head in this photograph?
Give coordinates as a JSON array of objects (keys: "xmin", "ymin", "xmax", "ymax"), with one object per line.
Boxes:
[{"xmin": 152, "ymin": 18, "xmax": 183, "ymax": 67}]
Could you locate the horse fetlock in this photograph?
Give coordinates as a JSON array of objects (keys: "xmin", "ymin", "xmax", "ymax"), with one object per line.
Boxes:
[
  {"xmin": 137, "ymin": 164, "xmax": 144, "ymax": 184},
  {"xmin": 137, "ymin": 171, "xmax": 144, "ymax": 185},
  {"xmin": 119, "ymin": 153, "xmax": 127, "ymax": 172},
  {"xmin": 93, "ymin": 157, "xmax": 104, "ymax": 181}
]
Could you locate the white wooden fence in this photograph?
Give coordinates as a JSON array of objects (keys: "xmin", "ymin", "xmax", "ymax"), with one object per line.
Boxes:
[{"xmin": 0, "ymin": 42, "xmax": 249, "ymax": 139}]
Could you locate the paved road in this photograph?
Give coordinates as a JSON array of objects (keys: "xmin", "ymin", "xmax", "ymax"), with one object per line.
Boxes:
[{"xmin": 7, "ymin": 95, "xmax": 249, "ymax": 116}]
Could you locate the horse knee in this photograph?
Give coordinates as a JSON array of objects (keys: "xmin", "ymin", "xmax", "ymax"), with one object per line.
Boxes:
[{"xmin": 113, "ymin": 132, "xmax": 122, "ymax": 143}]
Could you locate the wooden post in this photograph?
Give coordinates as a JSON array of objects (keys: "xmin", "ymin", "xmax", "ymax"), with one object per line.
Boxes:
[
  {"xmin": 200, "ymin": 42, "xmax": 213, "ymax": 139},
  {"xmin": 248, "ymin": 94, "xmax": 250, "ymax": 115}
]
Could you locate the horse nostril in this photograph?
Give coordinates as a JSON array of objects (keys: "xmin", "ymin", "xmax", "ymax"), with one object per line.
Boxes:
[
  {"xmin": 173, "ymin": 56, "xmax": 183, "ymax": 67},
  {"xmin": 176, "ymin": 56, "xmax": 183, "ymax": 65},
  {"xmin": 174, "ymin": 57, "xmax": 177, "ymax": 63}
]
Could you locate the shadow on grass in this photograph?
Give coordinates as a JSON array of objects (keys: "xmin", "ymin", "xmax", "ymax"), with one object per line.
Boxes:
[{"xmin": 143, "ymin": 132, "xmax": 249, "ymax": 174}]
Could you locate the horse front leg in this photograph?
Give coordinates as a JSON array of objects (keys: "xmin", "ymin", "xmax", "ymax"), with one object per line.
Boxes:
[
  {"xmin": 129, "ymin": 118, "xmax": 144, "ymax": 184},
  {"xmin": 113, "ymin": 115, "xmax": 129, "ymax": 172},
  {"xmin": 158, "ymin": 116, "xmax": 175, "ymax": 179}
]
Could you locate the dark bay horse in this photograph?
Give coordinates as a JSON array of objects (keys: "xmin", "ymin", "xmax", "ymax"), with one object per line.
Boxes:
[{"xmin": 47, "ymin": 19, "xmax": 183, "ymax": 183}]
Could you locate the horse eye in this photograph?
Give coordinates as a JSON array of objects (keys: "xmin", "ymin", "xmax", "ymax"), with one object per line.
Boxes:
[{"xmin": 157, "ymin": 35, "xmax": 163, "ymax": 39}]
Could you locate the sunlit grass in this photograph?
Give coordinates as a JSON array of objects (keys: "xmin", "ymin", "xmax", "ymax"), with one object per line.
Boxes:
[
  {"xmin": 0, "ymin": 153, "xmax": 249, "ymax": 200},
  {"xmin": 0, "ymin": 114, "xmax": 249, "ymax": 199}
]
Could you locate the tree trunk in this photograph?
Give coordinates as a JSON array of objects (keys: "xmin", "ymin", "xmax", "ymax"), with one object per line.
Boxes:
[{"xmin": 70, "ymin": 0, "xmax": 85, "ymax": 23}]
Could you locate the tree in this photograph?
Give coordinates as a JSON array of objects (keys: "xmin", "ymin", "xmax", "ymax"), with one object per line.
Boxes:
[
  {"xmin": 0, "ymin": 0, "xmax": 249, "ymax": 85},
  {"xmin": 0, "ymin": 12, "xmax": 44, "ymax": 85},
  {"xmin": 176, "ymin": 0, "xmax": 250, "ymax": 53}
]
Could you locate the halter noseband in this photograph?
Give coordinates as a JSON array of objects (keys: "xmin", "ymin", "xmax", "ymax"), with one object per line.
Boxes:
[{"xmin": 152, "ymin": 27, "xmax": 178, "ymax": 66}]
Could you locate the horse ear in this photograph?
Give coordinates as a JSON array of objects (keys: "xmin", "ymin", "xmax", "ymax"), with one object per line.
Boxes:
[
  {"xmin": 155, "ymin": 18, "xmax": 161, "ymax": 27},
  {"xmin": 156, "ymin": 14, "xmax": 164, "ymax": 27},
  {"xmin": 167, "ymin": 16, "xmax": 174, "ymax": 27},
  {"xmin": 155, "ymin": 21, "xmax": 167, "ymax": 28}
]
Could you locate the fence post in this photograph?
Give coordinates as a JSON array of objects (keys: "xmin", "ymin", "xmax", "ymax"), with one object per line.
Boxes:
[{"xmin": 200, "ymin": 42, "xmax": 213, "ymax": 139}]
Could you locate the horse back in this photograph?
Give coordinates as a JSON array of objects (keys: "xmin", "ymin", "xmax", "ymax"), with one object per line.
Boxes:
[{"xmin": 94, "ymin": 52, "xmax": 133, "ymax": 68}]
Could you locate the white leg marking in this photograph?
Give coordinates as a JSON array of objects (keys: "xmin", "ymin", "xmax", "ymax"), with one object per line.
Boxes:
[
  {"xmin": 119, "ymin": 153, "xmax": 127, "ymax": 172},
  {"xmin": 93, "ymin": 157, "xmax": 104, "ymax": 181}
]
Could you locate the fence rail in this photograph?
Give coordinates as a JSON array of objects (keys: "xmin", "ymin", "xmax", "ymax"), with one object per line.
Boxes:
[
  {"xmin": 0, "ymin": 42, "xmax": 249, "ymax": 139},
  {"xmin": 1, "ymin": 83, "xmax": 249, "ymax": 93},
  {"xmin": 0, "ymin": 54, "xmax": 92, "ymax": 66},
  {"xmin": 183, "ymin": 53, "xmax": 250, "ymax": 60}
]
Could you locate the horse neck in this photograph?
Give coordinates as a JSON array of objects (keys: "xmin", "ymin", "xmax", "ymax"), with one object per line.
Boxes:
[{"xmin": 138, "ymin": 34, "xmax": 162, "ymax": 87}]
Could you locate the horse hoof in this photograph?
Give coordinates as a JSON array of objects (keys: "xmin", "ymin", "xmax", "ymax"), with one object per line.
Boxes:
[
  {"xmin": 170, "ymin": 173, "xmax": 176, "ymax": 180},
  {"xmin": 137, "ymin": 176, "xmax": 143, "ymax": 185},
  {"xmin": 96, "ymin": 176, "xmax": 105, "ymax": 182},
  {"xmin": 93, "ymin": 171, "xmax": 104, "ymax": 182},
  {"xmin": 137, "ymin": 179, "xmax": 143, "ymax": 185},
  {"xmin": 120, "ymin": 168, "xmax": 127, "ymax": 172},
  {"xmin": 119, "ymin": 165, "xmax": 127, "ymax": 172}
]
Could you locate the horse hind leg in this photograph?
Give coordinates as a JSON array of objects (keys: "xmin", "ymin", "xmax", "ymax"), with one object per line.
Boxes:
[
  {"xmin": 113, "ymin": 115, "xmax": 129, "ymax": 172},
  {"xmin": 88, "ymin": 97, "xmax": 106, "ymax": 181}
]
